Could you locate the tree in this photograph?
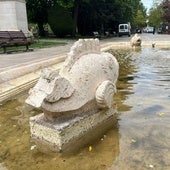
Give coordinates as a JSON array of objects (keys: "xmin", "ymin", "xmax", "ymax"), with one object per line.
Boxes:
[
  {"xmin": 111, "ymin": 0, "xmax": 146, "ymax": 29},
  {"xmin": 130, "ymin": 0, "xmax": 147, "ymax": 28},
  {"xmin": 26, "ymin": 0, "xmax": 54, "ymax": 36},
  {"xmin": 149, "ymin": 5, "xmax": 163, "ymax": 28},
  {"xmin": 162, "ymin": 0, "xmax": 170, "ymax": 23},
  {"xmin": 77, "ymin": 0, "xmax": 147, "ymax": 35},
  {"xmin": 56, "ymin": 0, "xmax": 88, "ymax": 36},
  {"xmin": 51, "ymin": 0, "xmax": 147, "ymax": 36},
  {"xmin": 134, "ymin": 9, "xmax": 146, "ymax": 27},
  {"xmin": 48, "ymin": 4, "xmax": 73, "ymax": 37},
  {"xmin": 26, "ymin": 0, "xmax": 147, "ymax": 37}
]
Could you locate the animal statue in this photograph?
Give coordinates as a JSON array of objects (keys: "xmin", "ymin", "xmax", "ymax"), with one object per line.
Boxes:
[
  {"xmin": 152, "ymin": 42, "xmax": 156, "ymax": 48},
  {"xmin": 130, "ymin": 33, "xmax": 142, "ymax": 47},
  {"xmin": 26, "ymin": 39, "xmax": 119, "ymax": 121}
]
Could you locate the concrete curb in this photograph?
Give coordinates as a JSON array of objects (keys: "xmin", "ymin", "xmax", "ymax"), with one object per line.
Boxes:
[
  {"xmin": 0, "ymin": 41, "xmax": 170, "ymax": 103},
  {"xmin": 0, "ymin": 54, "xmax": 66, "ymax": 84},
  {"xmin": 0, "ymin": 44, "xmax": 114, "ymax": 85},
  {"xmin": 0, "ymin": 62, "xmax": 63, "ymax": 103}
]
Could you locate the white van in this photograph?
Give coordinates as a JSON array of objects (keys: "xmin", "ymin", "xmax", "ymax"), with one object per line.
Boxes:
[{"xmin": 118, "ymin": 24, "xmax": 131, "ymax": 37}]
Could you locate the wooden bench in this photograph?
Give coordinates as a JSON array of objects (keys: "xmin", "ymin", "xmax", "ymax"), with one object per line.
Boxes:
[{"xmin": 0, "ymin": 31, "xmax": 31, "ymax": 53}]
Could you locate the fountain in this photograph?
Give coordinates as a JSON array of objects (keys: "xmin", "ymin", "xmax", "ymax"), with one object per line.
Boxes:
[
  {"xmin": 130, "ymin": 33, "xmax": 142, "ymax": 47},
  {"xmin": 25, "ymin": 39, "xmax": 119, "ymax": 152},
  {"xmin": 1, "ymin": 42, "xmax": 170, "ymax": 169}
]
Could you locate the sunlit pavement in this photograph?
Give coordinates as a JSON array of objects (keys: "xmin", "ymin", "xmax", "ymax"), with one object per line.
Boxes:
[
  {"xmin": 0, "ymin": 40, "xmax": 75, "ymax": 71},
  {"xmin": 101, "ymin": 33, "xmax": 170, "ymax": 43},
  {"xmin": 0, "ymin": 33, "xmax": 169, "ymax": 103},
  {"xmin": 0, "ymin": 33, "xmax": 169, "ymax": 70}
]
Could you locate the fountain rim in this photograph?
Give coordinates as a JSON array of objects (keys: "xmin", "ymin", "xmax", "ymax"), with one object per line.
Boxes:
[{"xmin": 0, "ymin": 40, "xmax": 170, "ymax": 103}]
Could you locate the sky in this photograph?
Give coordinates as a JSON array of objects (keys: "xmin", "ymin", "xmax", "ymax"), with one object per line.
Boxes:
[{"xmin": 141, "ymin": 0, "xmax": 153, "ymax": 11}]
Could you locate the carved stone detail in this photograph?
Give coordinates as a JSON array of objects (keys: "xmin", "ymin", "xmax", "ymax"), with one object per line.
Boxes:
[
  {"xmin": 95, "ymin": 80, "xmax": 116, "ymax": 108},
  {"xmin": 26, "ymin": 39, "xmax": 119, "ymax": 121},
  {"xmin": 130, "ymin": 33, "xmax": 142, "ymax": 47}
]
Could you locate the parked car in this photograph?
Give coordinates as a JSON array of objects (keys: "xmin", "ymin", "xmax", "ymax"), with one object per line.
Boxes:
[
  {"xmin": 118, "ymin": 24, "xmax": 131, "ymax": 37},
  {"xmin": 143, "ymin": 27, "xmax": 154, "ymax": 33}
]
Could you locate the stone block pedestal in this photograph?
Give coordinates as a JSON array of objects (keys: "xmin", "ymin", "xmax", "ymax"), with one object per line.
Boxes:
[
  {"xmin": 30, "ymin": 108, "xmax": 117, "ymax": 153},
  {"xmin": 0, "ymin": 0, "xmax": 30, "ymax": 36},
  {"xmin": 27, "ymin": 39, "xmax": 119, "ymax": 153}
]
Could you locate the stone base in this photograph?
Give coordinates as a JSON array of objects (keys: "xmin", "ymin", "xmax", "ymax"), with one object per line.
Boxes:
[
  {"xmin": 0, "ymin": 0, "xmax": 29, "ymax": 35},
  {"xmin": 30, "ymin": 108, "xmax": 117, "ymax": 153}
]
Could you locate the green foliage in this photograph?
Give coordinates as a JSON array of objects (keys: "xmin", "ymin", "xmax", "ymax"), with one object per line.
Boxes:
[
  {"xmin": 26, "ymin": 0, "xmax": 54, "ymax": 36},
  {"xmin": 134, "ymin": 10, "xmax": 146, "ymax": 27},
  {"xmin": 26, "ymin": 0, "xmax": 53, "ymax": 22},
  {"xmin": 56, "ymin": 0, "xmax": 74, "ymax": 8},
  {"xmin": 48, "ymin": 4, "xmax": 73, "ymax": 37},
  {"xmin": 77, "ymin": 0, "xmax": 147, "ymax": 35},
  {"xmin": 149, "ymin": 6, "xmax": 163, "ymax": 27},
  {"xmin": 30, "ymin": 41, "xmax": 67, "ymax": 48},
  {"xmin": 26, "ymin": 0, "xmax": 147, "ymax": 36},
  {"xmin": 0, "ymin": 41, "xmax": 66, "ymax": 53},
  {"xmin": 161, "ymin": 0, "xmax": 170, "ymax": 23}
]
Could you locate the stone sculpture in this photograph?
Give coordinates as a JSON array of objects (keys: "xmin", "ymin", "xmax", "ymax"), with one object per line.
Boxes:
[
  {"xmin": 26, "ymin": 39, "xmax": 119, "ymax": 120},
  {"xmin": 130, "ymin": 33, "xmax": 142, "ymax": 47},
  {"xmin": 26, "ymin": 39, "xmax": 119, "ymax": 152}
]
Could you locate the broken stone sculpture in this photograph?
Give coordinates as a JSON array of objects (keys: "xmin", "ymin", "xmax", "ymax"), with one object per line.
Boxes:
[
  {"xmin": 130, "ymin": 33, "xmax": 142, "ymax": 47},
  {"xmin": 26, "ymin": 39, "xmax": 119, "ymax": 121}
]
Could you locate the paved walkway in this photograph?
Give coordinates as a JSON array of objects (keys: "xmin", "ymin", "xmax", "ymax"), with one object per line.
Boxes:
[
  {"xmin": 0, "ymin": 39, "xmax": 75, "ymax": 71},
  {"xmin": 0, "ymin": 33, "xmax": 169, "ymax": 103},
  {"xmin": 0, "ymin": 33, "xmax": 170, "ymax": 71}
]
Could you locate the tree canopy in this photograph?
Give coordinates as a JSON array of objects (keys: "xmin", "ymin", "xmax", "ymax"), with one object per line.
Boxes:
[
  {"xmin": 148, "ymin": 0, "xmax": 170, "ymax": 30},
  {"xmin": 26, "ymin": 0, "xmax": 147, "ymax": 37},
  {"xmin": 26, "ymin": 0, "xmax": 54, "ymax": 36},
  {"xmin": 134, "ymin": 9, "xmax": 146, "ymax": 27},
  {"xmin": 149, "ymin": 5, "xmax": 163, "ymax": 28},
  {"xmin": 162, "ymin": 0, "xmax": 170, "ymax": 23}
]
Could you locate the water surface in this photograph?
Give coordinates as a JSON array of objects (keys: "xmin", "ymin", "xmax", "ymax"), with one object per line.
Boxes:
[
  {"xmin": 0, "ymin": 47, "xmax": 170, "ymax": 170},
  {"xmin": 110, "ymin": 47, "xmax": 170, "ymax": 170}
]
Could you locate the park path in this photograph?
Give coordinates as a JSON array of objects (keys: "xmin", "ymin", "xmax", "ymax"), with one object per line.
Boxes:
[
  {"xmin": 0, "ymin": 33, "xmax": 170, "ymax": 71},
  {"xmin": 0, "ymin": 33, "xmax": 169, "ymax": 103},
  {"xmin": 0, "ymin": 39, "xmax": 75, "ymax": 71}
]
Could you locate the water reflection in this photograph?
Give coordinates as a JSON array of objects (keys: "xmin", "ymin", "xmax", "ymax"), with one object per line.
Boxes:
[
  {"xmin": 0, "ymin": 95, "xmax": 120, "ymax": 170},
  {"xmin": 0, "ymin": 47, "xmax": 170, "ymax": 170},
  {"xmin": 110, "ymin": 47, "xmax": 170, "ymax": 170},
  {"xmin": 109, "ymin": 49, "xmax": 136, "ymax": 112}
]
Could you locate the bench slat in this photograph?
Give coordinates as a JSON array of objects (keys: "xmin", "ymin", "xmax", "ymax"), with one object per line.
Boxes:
[{"xmin": 0, "ymin": 30, "xmax": 30, "ymax": 53}]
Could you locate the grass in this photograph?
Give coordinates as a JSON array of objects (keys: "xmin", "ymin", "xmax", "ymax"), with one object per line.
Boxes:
[
  {"xmin": 0, "ymin": 40, "xmax": 67, "ymax": 54},
  {"xmin": 30, "ymin": 40, "xmax": 67, "ymax": 48}
]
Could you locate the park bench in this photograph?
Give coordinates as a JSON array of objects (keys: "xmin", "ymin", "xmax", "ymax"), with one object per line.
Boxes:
[{"xmin": 0, "ymin": 30, "xmax": 31, "ymax": 53}]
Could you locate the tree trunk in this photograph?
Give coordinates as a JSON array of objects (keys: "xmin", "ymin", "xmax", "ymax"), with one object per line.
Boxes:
[
  {"xmin": 72, "ymin": 0, "xmax": 80, "ymax": 36},
  {"xmin": 38, "ymin": 22, "xmax": 45, "ymax": 37}
]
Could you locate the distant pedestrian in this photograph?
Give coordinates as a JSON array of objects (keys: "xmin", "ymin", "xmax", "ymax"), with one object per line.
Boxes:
[{"xmin": 153, "ymin": 27, "xmax": 155, "ymax": 34}]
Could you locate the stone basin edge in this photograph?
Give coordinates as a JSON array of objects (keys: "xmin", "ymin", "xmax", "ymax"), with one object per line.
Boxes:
[{"xmin": 0, "ymin": 41, "xmax": 170, "ymax": 103}]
